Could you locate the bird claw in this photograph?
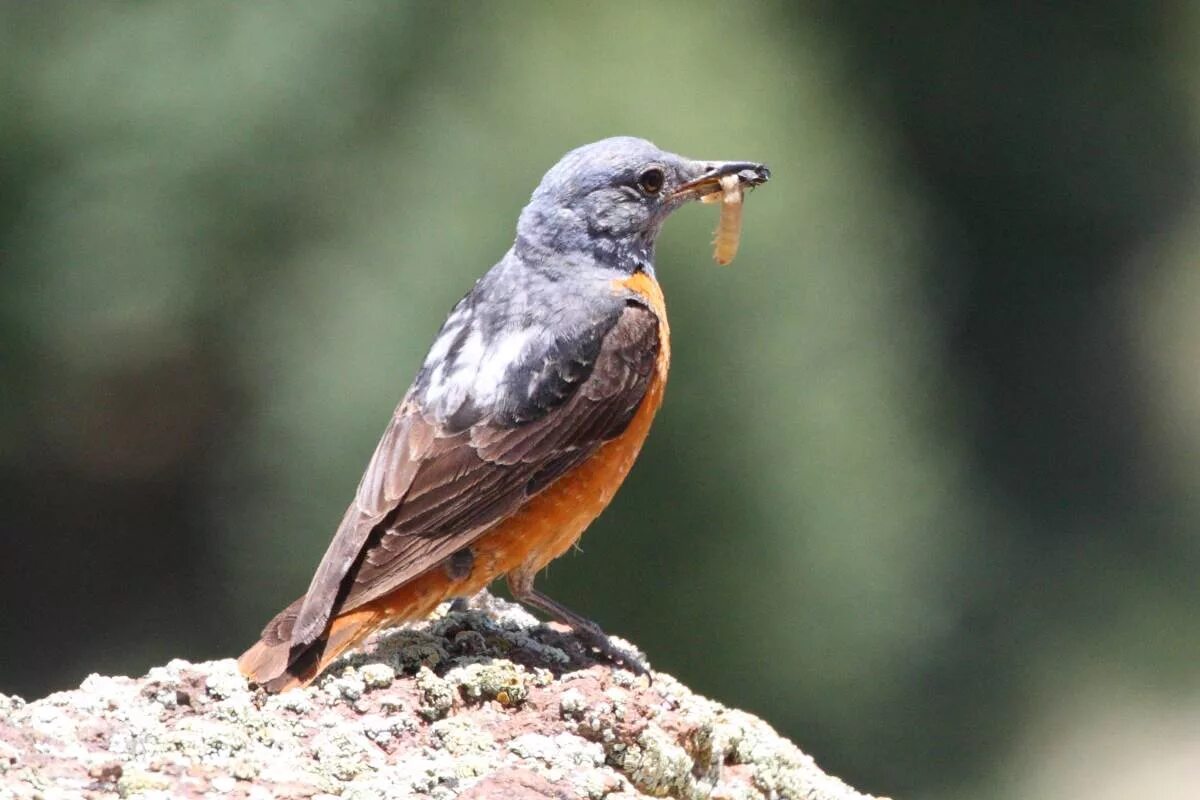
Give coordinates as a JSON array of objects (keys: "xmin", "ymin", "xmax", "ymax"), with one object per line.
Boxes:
[{"xmin": 575, "ymin": 629, "xmax": 651, "ymax": 680}]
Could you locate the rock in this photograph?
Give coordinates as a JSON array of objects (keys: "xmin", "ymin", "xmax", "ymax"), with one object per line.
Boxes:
[{"xmin": 0, "ymin": 592, "xmax": 886, "ymax": 799}]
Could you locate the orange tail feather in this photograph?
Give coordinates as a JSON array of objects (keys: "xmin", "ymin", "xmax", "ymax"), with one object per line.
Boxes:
[
  {"xmin": 237, "ymin": 605, "xmax": 384, "ymax": 692},
  {"xmin": 237, "ymin": 566, "xmax": 458, "ymax": 691}
]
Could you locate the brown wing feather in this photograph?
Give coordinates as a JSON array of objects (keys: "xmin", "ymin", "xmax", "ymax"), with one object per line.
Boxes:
[
  {"xmin": 286, "ymin": 302, "xmax": 659, "ymax": 649},
  {"xmin": 289, "ymin": 404, "xmax": 433, "ymax": 645}
]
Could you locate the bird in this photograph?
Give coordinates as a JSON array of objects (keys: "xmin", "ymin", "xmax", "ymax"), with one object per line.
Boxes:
[{"xmin": 238, "ymin": 137, "xmax": 770, "ymax": 691}]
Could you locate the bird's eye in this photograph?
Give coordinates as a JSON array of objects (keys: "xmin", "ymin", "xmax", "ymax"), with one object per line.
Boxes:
[{"xmin": 637, "ymin": 167, "xmax": 665, "ymax": 195}]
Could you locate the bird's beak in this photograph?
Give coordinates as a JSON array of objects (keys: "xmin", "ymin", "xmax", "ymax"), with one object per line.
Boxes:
[{"xmin": 670, "ymin": 160, "xmax": 771, "ymax": 202}]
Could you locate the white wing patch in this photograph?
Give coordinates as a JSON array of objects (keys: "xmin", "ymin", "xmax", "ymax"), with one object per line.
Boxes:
[
  {"xmin": 476, "ymin": 328, "xmax": 536, "ymax": 398},
  {"xmin": 457, "ymin": 326, "xmax": 487, "ymax": 372},
  {"xmin": 422, "ymin": 306, "xmax": 471, "ymax": 367},
  {"xmin": 421, "ymin": 317, "xmax": 538, "ymax": 421}
]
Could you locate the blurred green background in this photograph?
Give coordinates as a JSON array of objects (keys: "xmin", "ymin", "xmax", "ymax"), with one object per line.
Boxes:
[{"xmin": 3, "ymin": 2, "xmax": 1199, "ymax": 798}]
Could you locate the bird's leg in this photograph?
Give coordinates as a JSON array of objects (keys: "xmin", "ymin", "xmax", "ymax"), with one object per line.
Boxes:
[
  {"xmin": 509, "ymin": 582, "xmax": 604, "ymax": 637},
  {"xmin": 506, "ymin": 570, "xmax": 647, "ymax": 676}
]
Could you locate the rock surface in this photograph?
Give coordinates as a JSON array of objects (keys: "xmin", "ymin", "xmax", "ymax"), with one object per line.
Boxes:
[{"xmin": 0, "ymin": 593, "xmax": 885, "ymax": 800}]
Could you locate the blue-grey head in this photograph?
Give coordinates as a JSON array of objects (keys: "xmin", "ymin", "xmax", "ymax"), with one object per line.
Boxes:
[{"xmin": 515, "ymin": 136, "xmax": 769, "ymax": 272}]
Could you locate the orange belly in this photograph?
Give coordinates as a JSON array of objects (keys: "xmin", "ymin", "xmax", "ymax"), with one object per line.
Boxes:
[{"xmin": 369, "ymin": 273, "xmax": 670, "ymax": 622}]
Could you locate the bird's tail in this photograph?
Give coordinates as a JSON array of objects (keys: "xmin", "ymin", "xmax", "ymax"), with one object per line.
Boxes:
[{"xmin": 237, "ymin": 598, "xmax": 384, "ymax": 693}]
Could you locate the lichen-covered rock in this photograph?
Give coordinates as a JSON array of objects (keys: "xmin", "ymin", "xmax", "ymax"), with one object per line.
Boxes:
[{"xmin": 0, "ymin": 592, "xmax": 886, "ymax": 800}]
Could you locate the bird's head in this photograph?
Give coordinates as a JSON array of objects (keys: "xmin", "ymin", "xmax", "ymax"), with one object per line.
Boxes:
[{"xmin": 515, "ymin": 137, "xmax": 769, "ymax": 272}]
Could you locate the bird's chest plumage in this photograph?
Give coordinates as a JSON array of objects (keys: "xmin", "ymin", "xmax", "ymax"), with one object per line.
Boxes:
[{"xmin": 466, "ymin": 272, "xmax": 670, "ymax": 581}]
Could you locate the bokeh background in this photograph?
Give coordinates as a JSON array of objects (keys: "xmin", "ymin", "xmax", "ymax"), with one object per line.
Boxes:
[{"xmin": 3, "ymin": 2, "xmax": 1199, "ymax": 798}]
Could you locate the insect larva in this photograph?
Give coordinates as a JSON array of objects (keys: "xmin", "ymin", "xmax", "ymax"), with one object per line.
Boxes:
[{"xmin": 712, "ymin": 174, "xmax": 743, "ymax": 266}]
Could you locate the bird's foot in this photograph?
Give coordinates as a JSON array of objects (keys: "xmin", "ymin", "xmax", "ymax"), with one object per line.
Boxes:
[
  {"xmin": 506, "ymin": 573, "xmax": 650, "ymax": 678},
  {"xmin": 572, "ymin": 628, "xmax": 650, "ymax": 679}
]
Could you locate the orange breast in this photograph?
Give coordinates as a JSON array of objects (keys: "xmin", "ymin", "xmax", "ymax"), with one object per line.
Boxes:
[
  {"xmin": 370, "ymin": 274, "xmax": 670, "ymax": 622},
  {"xmin": 463, "ymin": 272, "xmax": 671, "ymax": 580}
]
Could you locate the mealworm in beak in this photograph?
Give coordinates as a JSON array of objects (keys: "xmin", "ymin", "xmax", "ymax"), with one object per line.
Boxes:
[{"xmin": 712, "ymin": 174, "xmax": 743, "ymax": 266}]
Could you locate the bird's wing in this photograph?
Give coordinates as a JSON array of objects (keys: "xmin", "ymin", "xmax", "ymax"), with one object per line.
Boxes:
[{"xmin": 287, "ymin": 298, "xmax": 660, "ymax": 649}]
